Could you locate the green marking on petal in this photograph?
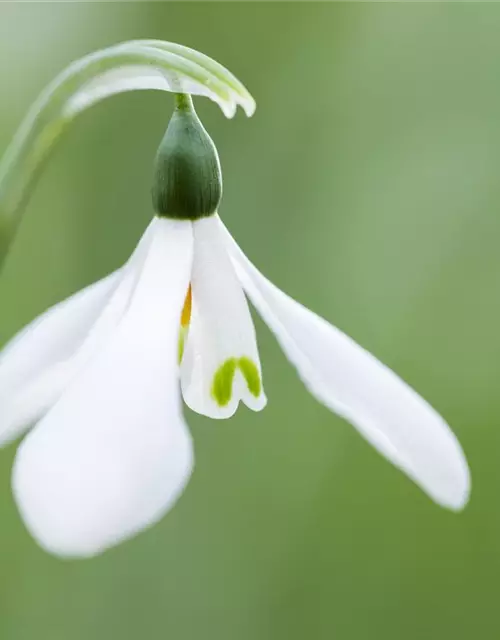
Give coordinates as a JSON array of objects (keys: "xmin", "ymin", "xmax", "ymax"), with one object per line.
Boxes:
[
  {"xmin": 238, "ymin": 357, "xmax": 261, "ymax": 398},
  {"xmin": 212, "ymin": 358, "xmax": 238, "ymax": 407},
  {"xmin": 211, "ymin": 356, "xmax": 262, "ymax": 407}
]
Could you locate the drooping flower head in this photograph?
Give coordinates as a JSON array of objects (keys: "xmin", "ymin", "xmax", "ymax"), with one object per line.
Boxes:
[{"xmin": 0, "ymin": 43, "xmax": 470, "ymax": 558}]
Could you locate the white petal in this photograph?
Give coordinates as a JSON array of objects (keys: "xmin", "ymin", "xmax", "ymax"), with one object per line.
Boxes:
[
  {"xmin": 219, "ymin": 218, "xmax": 470, "ymax": 511},
  {"xmin": 0, "ymin": 273, "xmax": 119, "ymax": 446},
  {"xmin": 12, "ymin": 218, "xmax": 194, "ymax": 557},
  {"xmin": 181, "ymin": 216, "xmax": 266, "ymax": 419},
  {"xmin": 0, "ymin": 222, "xmax": 155, "ymax": 447}
]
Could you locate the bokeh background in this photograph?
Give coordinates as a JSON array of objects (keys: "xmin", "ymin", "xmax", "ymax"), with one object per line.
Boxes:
[{"xmin": 1, "ymin": 3, "xmax": 500, "ymax": 639}]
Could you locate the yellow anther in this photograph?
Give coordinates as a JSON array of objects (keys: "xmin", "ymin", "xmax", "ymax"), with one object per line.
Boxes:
[{"xmin": 181, "ymin": 284, "xmax": 192, "ymax": 328}]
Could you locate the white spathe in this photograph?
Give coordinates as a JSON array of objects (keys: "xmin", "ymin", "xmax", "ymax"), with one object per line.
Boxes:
[
  {"xmin": 0, "ymin": 214, "xmax": 470, "ymax": 557},
  {"xmin": 63, "ymin": 42, "xmax": 256, "ymax": 121},
  {"xmin": 65, "ymin": 65, "xmax": 240, "ymax": 120}
]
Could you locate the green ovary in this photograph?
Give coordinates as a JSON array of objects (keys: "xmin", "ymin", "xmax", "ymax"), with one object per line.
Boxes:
[{"xmin": 211, "ymin": 357, "xmax": 262, "ymax": 407}]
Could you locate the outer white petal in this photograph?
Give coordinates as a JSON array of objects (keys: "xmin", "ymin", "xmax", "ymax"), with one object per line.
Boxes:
[
  {"xmin": 219, "ymin": 218, "xmax": 470, "ymax": 511},
  {"xmin": 0, "ymin": 222, "xmax": 154, "ymax": 446},
  {"xmin": 181, "ymin": 216, "xmax": 266, "ymax": 419},
  {"xmin": 12, "ymin": 218, "xmax": 194, "ymax": 558},
  {"xmin": 0, "ymin": 274, "xmax": 119, "ymax": 446}
]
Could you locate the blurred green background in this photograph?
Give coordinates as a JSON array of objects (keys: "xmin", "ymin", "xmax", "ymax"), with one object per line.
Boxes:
[{"xmin": 1, "ymin": 2, "xmax": 500, "ymax": 639}]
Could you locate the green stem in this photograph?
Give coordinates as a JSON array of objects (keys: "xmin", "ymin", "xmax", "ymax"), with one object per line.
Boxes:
[
  {"xmin": 0, "ymin": 41, "xmax": 254, "ymax": 268},
  {"xmin": 174, "ymin": 92, "xmax": 194, "ymax": 112}
]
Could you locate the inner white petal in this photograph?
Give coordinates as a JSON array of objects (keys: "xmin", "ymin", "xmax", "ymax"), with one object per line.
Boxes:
[{"xmin": 181, "ymin": 216, "xmax": 266, "ymax": 420}]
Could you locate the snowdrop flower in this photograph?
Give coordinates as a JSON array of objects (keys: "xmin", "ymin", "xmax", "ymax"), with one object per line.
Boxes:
[{"xmin": 0, "ymin": 93, "xmax": 469, "ymax": 558}]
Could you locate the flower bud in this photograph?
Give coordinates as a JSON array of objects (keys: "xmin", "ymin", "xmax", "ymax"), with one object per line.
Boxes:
[{"xmin": 152, "ymin": 94, "xmax": 222, "ymax": 220}]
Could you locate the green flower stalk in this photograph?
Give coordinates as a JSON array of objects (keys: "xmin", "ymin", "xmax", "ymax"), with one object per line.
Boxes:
[{"xmin": 0, "ymin": 40, "xmax": 254, "ymax": 267}]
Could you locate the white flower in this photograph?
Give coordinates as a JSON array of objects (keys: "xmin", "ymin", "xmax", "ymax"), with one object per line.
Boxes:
[
  {"xmin": 0, "ymin": 89, "xmax": 470, "ymax": 558},
  {"xmin": 0, "ymin": 212, "xmax": 470, "ymax": 557}
]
